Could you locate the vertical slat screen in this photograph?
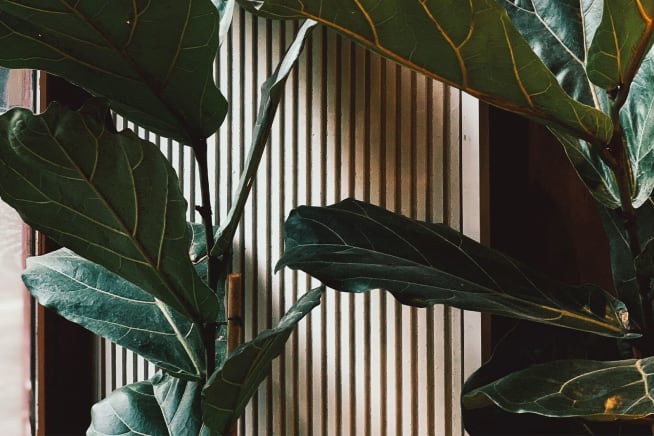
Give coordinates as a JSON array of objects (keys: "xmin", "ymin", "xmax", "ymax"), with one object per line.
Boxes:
[{"xmin": 99, "ymin": 8, "xmax": 483, "ymax": 435}]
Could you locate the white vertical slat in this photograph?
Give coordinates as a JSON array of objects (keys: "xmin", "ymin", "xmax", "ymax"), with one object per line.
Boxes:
[
  {"xmin": 462, "ymin": 93, "xmax": 484, "ymax": 389},
  {"xmin": 100, "ymin": 7, "xmax": 484, "ymax": 435}
]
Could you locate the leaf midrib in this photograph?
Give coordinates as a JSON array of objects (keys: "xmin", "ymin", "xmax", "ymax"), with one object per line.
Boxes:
[
  {"xmin": 37, "ymin": 116, "xmax": 200, "ymax": 321},
  {"xmin": 57, "ymin": 0, "xmax": 204, "ymax": 142},
  {"xmin": 285, "ymin": 243, "xmax": 625, "ymax": 334},
  {"xmin": 155, "ymin": 298, "xmax": 203, "ymax": 377}
]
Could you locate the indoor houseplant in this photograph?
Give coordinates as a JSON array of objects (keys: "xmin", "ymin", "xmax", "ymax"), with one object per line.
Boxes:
[
  {"xmin": 243, "ymin": 1, "xmax": 654, "ymax": 434},
  {"xmin": 0, "ymin": 1, "xmax": 322, "ymax": 434},
  {"xmin": 1, "ymin": 0, "xmax": 654, "ymax": 434}
]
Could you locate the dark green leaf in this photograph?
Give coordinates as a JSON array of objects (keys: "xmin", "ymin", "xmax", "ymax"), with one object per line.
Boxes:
[
  {"xmin": 589, "ymin": 1, "xmax": 654, "ymax": 208},
  {"xmin": 202, "ymin": 286, "xmax": 323, "ymax": 434},
  {"xmin": 0, "ymin": 99, "xmax": 218, "ymax": 322},
  {"xmin": 88, "ymin": 372, "xmax": 203, "ymax": 436},
  {"xmin": 502, "ymin": 1, "xmax": 654, "ymax": 208},
  {"xmin": 463, "ymin": 322, "xmax": 632, "ymax": 435},
  {"xmin": 24, "ymin": 248, "xmax": 206, "ymax": 380},
  {"xmin": 500, "ymin": 0, "xmax": 600, "ymax": 105},
  {"xmin": 499, "ymin": 1, "xmax": 621, "ymax": 208},
  {"xmin": 620, "ymin": 58, "xmax": 654, "ymax": 207},
  {"xmin": 278, "ymin": 199, "xmax": 633, "ymax": 338},
  {"xmin": 587, "ymin": 0, "xmax": 654, "ymax": 90},
  {"xmin": 0, "ymin": 0, "xmax": 226, "ymax": 143},
  {"xmin": 549, "ymin": 129, "xmax": 620, "ymax": 208},
  {"xmin": 239, "ymin": 0, "xmax": 612, "ymax": 145},
  {"xmin": 463, "ymin": 356, "xmax": 654, "ymax": 421}
]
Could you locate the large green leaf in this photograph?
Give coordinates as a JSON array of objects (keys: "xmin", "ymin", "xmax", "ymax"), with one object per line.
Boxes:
[
  {"xmin": 587, "ymin": 0, "xmax": 654, "ymax": 90},
  {"xmin": 202, "ymin": 286, "xmax": 323, "ymax": 434},
  {"xmin": 24, "ymin": 248, "xmax": 206, "ymax": 380},
  {"xmin": 620, "ymin": 57, "xmax": 654, "ymax": 207},
  {"xmin": 0, "ymin": 99, "xmax": 218, "ymax": 322},
  {"xmin": 277, "ymin": 199, "xmax": 633, "ymax": 337},
  {"xmin": 500, "ymin": 0, "xmax": 600, "ymax": 104},
  {"xmin": 462, "ymin": 322, "xmax": 635, "ymax": 434},
  {"xmin": 499, "ymin": 1, "xmax": 620, "ymax": 209},
  {"xmin": 88, "ymin": 372, "xmax": 204, "ymax": 436},
  {"xmin": 502, "ymin": 1, "xmax": 654, "ymax": 208},
  {"xmin": 239, "ymin": 0, "xmax": 612, "ymax": 145},
  {"xmin": 0, "ymin": 0, "xmax": 227, "ymax": 143},
  {"xmin": 463, "ymin": 356, "xmax": 654, "ymax": 421},
  {"xmin": 550, "ymin": 129, "xmax": 620, "ymax": 208}
]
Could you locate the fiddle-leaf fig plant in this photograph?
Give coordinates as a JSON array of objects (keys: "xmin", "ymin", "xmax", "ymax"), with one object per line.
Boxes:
[
  {"xmin": 241, "ymin": 0, "xmax": 654, "ymax": 433},
  {"xmin": 0, "ymin": 0, "xmax": 322, "ymax": 434},
  {"xmin": 5, "ymin": 0, "xmax": 654, "ymax": 433}
]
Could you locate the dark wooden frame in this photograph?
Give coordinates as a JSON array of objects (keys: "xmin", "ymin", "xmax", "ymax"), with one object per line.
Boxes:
[{"xmin": 32, "ymin": 75, "xmax": 96, "ymax": 436}]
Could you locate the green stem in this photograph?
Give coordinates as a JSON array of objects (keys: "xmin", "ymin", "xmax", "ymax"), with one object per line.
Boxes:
[
  {"xmin": 193, "ymin": 139, "xmax": 218, "ymax": 378},
  {"xmin": 194, "ymin": 140, "xmax": 219, "ymax": 290},
  {"xmin": 603, "ymin": 91, "xmax": 652, "ymax": 350}
]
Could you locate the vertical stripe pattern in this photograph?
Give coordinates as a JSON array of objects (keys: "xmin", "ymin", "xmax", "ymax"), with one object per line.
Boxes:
[{"xmin": 99, "ymin": 8, "xmax": 482, "ymax": 436}]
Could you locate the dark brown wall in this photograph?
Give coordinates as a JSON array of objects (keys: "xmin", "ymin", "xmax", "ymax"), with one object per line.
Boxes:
[{"xmin": 488, "ymin": 107, "xmax": 615, "ymax": 343}]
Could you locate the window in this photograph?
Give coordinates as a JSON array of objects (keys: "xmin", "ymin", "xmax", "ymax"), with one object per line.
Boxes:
[{"xmin": 0, "ymin": 68, "xmax": 33, "ymax": 436}]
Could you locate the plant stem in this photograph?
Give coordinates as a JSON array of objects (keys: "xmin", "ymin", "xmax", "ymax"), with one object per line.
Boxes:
[
  {"xmin": 603, "ymin": 91, "xmax": 652, "ymax": 348},
  {"xmin": 194, "ymin": 140, "xmax": 219, "ymax": 290},
  {"xmin": 193, "ymin": 139, "xmax": 218, "ymax": 378},
  {"xmin": 190, "ymin": 20, "xmax": 316, "ymax": 381}
]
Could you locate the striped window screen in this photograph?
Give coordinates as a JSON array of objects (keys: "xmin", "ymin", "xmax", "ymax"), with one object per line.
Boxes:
[{"xmin": 98, "ymin": 8, "xmax": 484, "ymax": 436}]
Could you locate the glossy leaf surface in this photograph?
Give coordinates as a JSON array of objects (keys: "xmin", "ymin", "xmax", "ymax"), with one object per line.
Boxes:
[
  {"xmin": 88, "ymin": 372, "xmax": 203, "ymax": 436},
  {"xmin": 462, "ymin": 322, "xmax": 640, "ymax": 434},
  {"xmin": 278, "ymin": 199, "xmax": 632, "ymax": 337},
  {"xmin": 239, "ymin": 0, "xmax": 612, "ymax": 145},
  {"xmin": 620, "ymin": 58, "xmax": 654, "ymax": 207},
  {"xmin": 202, "ymin": 286, "xmax": 323, "ymax": 434},
  {"xmin": 0, "ymin": 99, "xmax": 218, "ymax": 322},
  {"xmin": 587, "ymin": 0, "xmax": 654, "ymax": 90},
  {"xmin": 463, "ymin": 356, "xmax": 654, "ymax": 421},
  {"xmin": 502, "ymin": 1, "xmax": 654, "ymax": 208},
  {"xmin": 24, "ymin": 248, "xmax": 205, "ymax": 380},
  {"xmin": 499, "ymin": 1, "xmax": 620, "ymax": 207},
  {"xmin": 0, "ymin": 0, "xmax": 227, "ymax": 143}
]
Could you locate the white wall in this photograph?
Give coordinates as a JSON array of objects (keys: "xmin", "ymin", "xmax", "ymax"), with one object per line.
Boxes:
[{"xmin": 216, "ymin": 10, "xmax": 483, "ymax": 436}]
